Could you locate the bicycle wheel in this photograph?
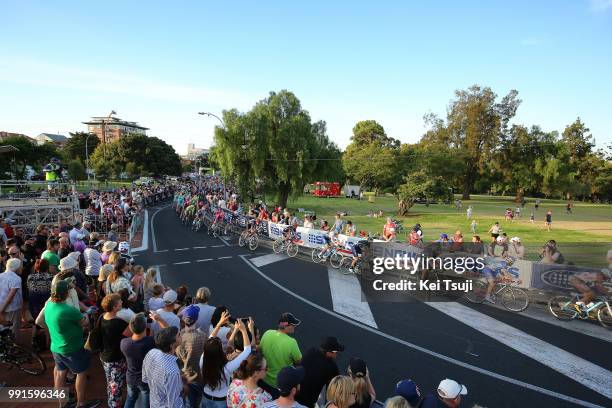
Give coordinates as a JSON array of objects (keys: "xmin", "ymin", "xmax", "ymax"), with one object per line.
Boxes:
[
  {"xmin": 248, "ymin": 235, "xmax": 259, "ymax": 251},
  {"xmin": 286, "ymin": 243, "xmax": 299, "ymax": 258},
  {"xmin": 501, "ymin": 286, "xmax": 529, "ymax": 312},
  {"xmin": 329, "ymin": 252, "xmax": 342, "ymax": 269},
  {"xmin": 207, "ymin": 224, "xmax": 214, "ymax": 236},
  {"xmin": 311, "ymin": 248, "xmax": 322, "ymax": 263},
  {"xmin": 6, "ymin": 343, "xmax": 46, "ymax": 375},
  {"xmin": 464, "ymin": 280, "xmax": 487, "ymax": 304},
  {"xmin": 224, "ymin": 224, "xmax": 231, "ymax": 236},
  {"xmin": 340, "ymin": 257, "xmax": 353, "ymax": 274},
  {"xmin": 597, "ymin": 304, "xmax": 612, "ymax": 329},
  {"xmin": 272, "ymin": 239, "xmax": 283, "ymax": 254},
  {"xmin": 548, "ymin": 295, "xmax": 578, "ymax": 321},
  {"xmin": 238, "ymin": 231, "xmax": 248, "ymax": 247},
  {"xmin": 212, "ymin": 225, "xmax": 220, "ymax": 238}
]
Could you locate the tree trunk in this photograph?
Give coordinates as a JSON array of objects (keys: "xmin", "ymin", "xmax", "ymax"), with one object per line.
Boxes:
[
  {"xmin": 279, "ymin": 182, "xmax": 290, "ymax": 209},
  {"xmin": 514, "ymin": 187, "xmax": 524, "ymax": 203},
  {"xmin": 462, "ymin": 176, "xmax": 471, "ymax": 200},
  {"xmin": 397, "ymin": 198, "xmax": 413, "ymax": 216}
]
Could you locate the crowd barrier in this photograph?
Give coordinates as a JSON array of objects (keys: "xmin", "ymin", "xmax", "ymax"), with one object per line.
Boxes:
[{"xmin": 210, "ymin": 206, "xmax": 610, "ymax": 294}]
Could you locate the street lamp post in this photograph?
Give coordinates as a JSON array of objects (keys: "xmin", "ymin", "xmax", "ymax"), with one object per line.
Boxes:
[{"xmin": 198, "ymin": 111, "xmax": 227, "ymax": 197}]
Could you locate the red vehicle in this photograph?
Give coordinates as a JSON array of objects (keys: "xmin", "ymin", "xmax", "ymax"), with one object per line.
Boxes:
[{"xmin": 312, "ymin": 182, "xmax": 341, "ymax": 197}]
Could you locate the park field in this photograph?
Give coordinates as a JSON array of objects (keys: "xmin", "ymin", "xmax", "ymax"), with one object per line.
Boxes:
[{"xmin": 286, "ymin": 194, "xmax": 612, "ymax": 267}]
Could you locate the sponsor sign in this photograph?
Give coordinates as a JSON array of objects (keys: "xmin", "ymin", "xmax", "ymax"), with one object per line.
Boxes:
[{"xmin": 530, "ymin": 263, "xmax": 608, "ymax": 293}]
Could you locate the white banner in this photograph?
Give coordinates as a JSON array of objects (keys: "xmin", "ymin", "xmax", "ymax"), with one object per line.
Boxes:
[{"xmin": 268, "ymin": 223, "xmax": 288, "ymax": 240}]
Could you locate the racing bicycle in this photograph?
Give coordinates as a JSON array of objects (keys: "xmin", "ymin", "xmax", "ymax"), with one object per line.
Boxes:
[
  {"xmin": 311, "ymin": 245, "xmax": 346, "ymax": 268},
  {"xmin": 272, "ymin": 237, "xmax": 299, "ymax": 257},
  {"xmin": 465, "ymin": 276, "xmax": 530, "ymax": 312},
  {"xmin": 238, "ymin": 229, "xmax": 260, "ymax": 251},
  {"xmin": 548, "ymin": 294, "xmax": 612, "ymax": 329},
  {"xmin": 0, "ymin": 325, "xmax": 46, "ymax": 375}
]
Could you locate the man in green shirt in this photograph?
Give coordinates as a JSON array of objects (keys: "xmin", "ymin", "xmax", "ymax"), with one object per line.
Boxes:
[
  {"xmin": 45, "ymin": 279, "xmax": 101, "ymax": 408},
  {"xmin": 260, "ymin": 312, "xmax": 302, "ymax": 386},
  {"xmin": 41, "ymin": 238, "xmax": 60, "ymax": 274}
]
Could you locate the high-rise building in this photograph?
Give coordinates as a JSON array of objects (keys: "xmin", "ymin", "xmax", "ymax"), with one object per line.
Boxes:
[{"xmin": 82, "ymin": 116, "xmax": 148, "ymax": 143}]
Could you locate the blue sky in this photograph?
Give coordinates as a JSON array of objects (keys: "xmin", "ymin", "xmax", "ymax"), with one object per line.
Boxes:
[{"xmin": 1, "ymin": 0, "xmax": 611, "ymax": 154}]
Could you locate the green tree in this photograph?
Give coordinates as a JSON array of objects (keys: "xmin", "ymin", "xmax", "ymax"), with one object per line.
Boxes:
[
  {"xmin": 212, "ymin": 90, "xmax": 341, "ymax": 207},
  {"xmin": 422, "ymin": 85, "xmax": 521, "ymax": 199},
  {"xmin": 397, "ymin": 170, "xmax": 449, "ymax": 215},
  {"xmin": 350, "ymin": 120, "xmax": 399, "ymax": 148},
  {"xmin": 63, "ymin": 132, "xmax": 99, "ymax": 163},
  {"xmin": 0, "ymin": 136, "xmax": 60, "ymax": 179},
  {"xmin": 67, "ymin": 159, "xmax": 86, "ymax": 181}
]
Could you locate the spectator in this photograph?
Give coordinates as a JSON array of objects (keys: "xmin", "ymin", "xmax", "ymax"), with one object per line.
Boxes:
[
  {"xmin": 545, "ymin": 209, "xmax": 552, "ymax": 232},
  {"xmin": 99, "ymin": 293, "xmax": 130, "ymax": 408},
  {"xmin": 130, "ymin": 265, "xmax": 145, "ymax": 297},
  {"xmin": 263, "ymin": 366, "xmax": 307, "ymax": 408},
  {"xmin": 395, "ymin": 379, "xmax": 423, "ymax": 408},
  {"xmin": 227, "ymin": 352, "xmax": 273, "ymax": 408},
  {"xmin": 347, "ymin": 358, "xmax": 376, "ymax": 408},
  {"xmin": 201, "ymin": 319, "xmax": 252, "ymax": 408},
  {"xmin": 57, "ymin": 237, "xmax": 72, "ymax": 260},
  {"xmin": 151, "ymin": 289, "xmax": 180, "ymax": 335},
  {"xmin": 0, "ymin": 258, "xmax": 23, "ymax": 334},
  {"xmin": 34, "ymin": 224, "xmax": 49, "ymax": 256},
  {"xmin": 148, "ymin": 283, "xmax": 165, "ymax": 311},
  {"xmin": 508, "ymin": 237, "xmax": 525, "ymax": 260},
  {"xmin": 539, "ymin": 240, "xmax": 564, "ymax": 264},
  {"xmin": 142, "ymin": 326, "xmax": 184, "ymax": 408},
  {"xmin": 41, "ymin": 239, "xmax": 60, "ymax": 274},
  {"xmin": 333, "ymin": 214, "xmax": 344, "ymax": 235},
  {"xmin": 260, "ymin": 312, "xmax": 303, "ymax": 387},
  {"xmin": 101, "ymin": 241, "xmax": 118, "ymax": 264},
  {"xmin": 84, "ymin": 239, "xmax": 103, "ymax": 279},
  {"xmin": 105, "ymin": 258, "xmax": 136, "ymax": 302},
  {"xmin": 326, "ymin": 375, "xmax": 356, "ymax": 408},
  {"xmin": 69, "ymin": 222, "xmax": 84, "ymax": 246},
  {"xmin": 45, "ymin": 279, "xmax": 101, "ymax": 408},
  {"xmin": 487, "ymin": 222, "xmax": 500, "ymax": 243},
  {"xmin": 116, "ymin": 288, "xmax": 136, "ymax": 323},
  {"xmin": 121, "ymin": 313, "xmax": 156, "ymax": 408},
  {"xmin": 344, "ymin": 221, "xmax": 356, "ymax": 237},
  {"xmin": 383, "ymin": 218, "xmax": 396, "ymax": 242},
  {"xmin": 176, "ymin": 284, "xmax": 189, "ymax": 310},
  {"xmin": 470, "ymin": 236, "xmax": 485, "ymax": 256},
  {"xmin": 176, "ymin": 305, "xmax": 207, "ymax": 408},
  {"xmin": 296, "ymin": 336, "xmax": 344, "ymax": 408},
  {"xmin": 303, "ymin": 216, "xmax": 314, "ymax": 229},
  {"xmin": 74, "ymin": 233, "xmax": 87, "ymax": 254},
  {"xmin": 421, "ymin": 379, "xmax": 467, "ymax": 408},
  {"xmin": 143, "ymin": 267, "xmax": 158, "ymax": 310},
  {"xmin": 209, "ymin": 305, "xmax": 233, "ymax": 351},
  {"xmin": 487, "ymin": 236, "xmax": 508, "ymax": 257},
  {"xmin": 189, "ymin": 286, "xmax": 215, "ymax": 336},
  {"xmin": 385, "ymin": 396, "xmax": 409, "ymax": 408},
  {"xmin": 107, "ymin": 224, "xmax": 119, "ymax": 243},
  {"xmin": 27, "ymin": 259, "xmax": 53, "ymax": 321},
  {"xmin": 98, "ymin": 264, "xmax": 113, "ymax": 297}
]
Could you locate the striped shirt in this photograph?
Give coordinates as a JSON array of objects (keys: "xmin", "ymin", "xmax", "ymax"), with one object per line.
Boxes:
[{"xmin": 142, "ymin": 348, "xmax": 184, "ymax": 408}]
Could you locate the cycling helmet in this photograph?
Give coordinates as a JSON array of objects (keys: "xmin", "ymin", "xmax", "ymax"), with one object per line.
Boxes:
[
  {"xmin": 496, "ymin": 236, "xmax": 504, "ymax": 244},
  {"xmin": 118, "ymin": 241, "xmax": 130, "ymax": 253}
]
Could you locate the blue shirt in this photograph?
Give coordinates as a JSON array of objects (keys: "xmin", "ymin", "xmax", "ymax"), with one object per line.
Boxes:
[{"xmin": 142, "ymin": 348, "xmax": 184, "ymax": 408}]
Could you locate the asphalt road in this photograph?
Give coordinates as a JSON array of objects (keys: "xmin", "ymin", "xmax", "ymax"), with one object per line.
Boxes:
[{"xmin": 133, "ymin": 204, "xmax": 612, "ymax": 408}]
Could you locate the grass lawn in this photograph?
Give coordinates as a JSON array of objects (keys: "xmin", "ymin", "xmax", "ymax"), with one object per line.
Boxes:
[{"xmin": 286, "ymin": 194, "xmax": 612, "ymax": 267}]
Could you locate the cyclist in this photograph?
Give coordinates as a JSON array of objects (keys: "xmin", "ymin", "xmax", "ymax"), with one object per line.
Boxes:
[
  {"xmin": 183, "ymin": 201, "xmax": 197, "ymax": 223},
  {"xmin": 569, "ymin": 250, "xmax": 612, "ymax": 311},
  {"xmin": 211, "ymin": 206, "xmax": 225, "ymax": 232},
  {"xmin": 481, "ymin": 256, "xmax": 518, "ymax": 304},
  {"xmin": 282, "ymin": 219, "xmax": 299, "ymax": 246},
  {"xmin": 317, "ymin": 231, "xmax": 339, "ymax": 259},
  {"xmin": 349, "ymin": 240, "xmax": 367, "ymax": 273}
]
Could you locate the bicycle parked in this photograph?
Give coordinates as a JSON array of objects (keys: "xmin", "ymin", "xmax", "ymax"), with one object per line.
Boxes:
[
  {"xmin": 548, "ymin": 294, "xmax": 612, "ymax": 329},
  {"xmin": 0, "ymin": 325, "xmax": 46, "ymax": 375}
]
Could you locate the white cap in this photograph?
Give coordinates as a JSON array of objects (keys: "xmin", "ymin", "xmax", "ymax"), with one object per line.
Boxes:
[
  {"xmin": 437, "ymin": 379, "xmax": 468, "ymax": 399},
  {"xmin": 163, "ymin": 289, "xmax": 178, "ymax": 304},
  {"xmin": 510, "ymin": 236, "xmax": 520, "ymax": 243},
  {"xmin": 496, "ymin": 236, "xmax": 504, "ymax": 244}
]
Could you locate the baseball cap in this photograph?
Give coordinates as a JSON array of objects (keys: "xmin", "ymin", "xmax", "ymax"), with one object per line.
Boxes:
[
  {"xmin": 437, "ymin": 379, "xmax": 468, "ymax": 400},
  {"xmin": 59, "ymin": 255, "xmax": 78, "ymax": 271},
  {"xmin": 320, "ymin": 336, "xmax": 345, "ymax": 352},
  {"xmin": 182, "ymin": 304, "xmax": 200, "ymax": 326},
  {"xmin": 51, "ymin": 279, "xmax": 70, "ymax": 299},
  {"xmin": 349, "ymin": 358, "xmax": 367, "ymax": 378},
  {"xmin": 277, "ymin": 366, "xmax": 305, "ymax": 394},
  {"xmin": 163, "ymin": 289, "xmax": 178, "ymax": 304},
  {"xmin": 279, "ymin": 312, "xmax": 301, "ymax": 327},
  {"xmin": 395, "ymin": 379, "xmax": 422, "ymax": 406}
]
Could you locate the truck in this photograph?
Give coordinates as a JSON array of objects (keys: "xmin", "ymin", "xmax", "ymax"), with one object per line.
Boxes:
[{"xmin": 311, "ymin": 182, "xmax": 341, "ymax": 197}]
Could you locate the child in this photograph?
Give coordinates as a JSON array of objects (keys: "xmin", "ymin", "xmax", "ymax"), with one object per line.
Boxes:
[
  {"xmin": 530, "ymin": 212, "xmax": 535, "ymax": 223},
  {"xmin": 470, "ymin": 219, "xmax": 477, "ymax": 234},
  {"xmin": 131, "ymin": 265, "xmax": 145, "ymax": 303},
  {"xmin": 148, "ymin": 283, "xmax": 165, "ymax": 311}
]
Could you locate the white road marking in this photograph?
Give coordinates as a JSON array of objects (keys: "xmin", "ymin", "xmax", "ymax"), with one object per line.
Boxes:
[
  {"xmin": 211, "ymin": 244, "xmax": 225, "ymax": 248},
  {"xmin": 196, "ymin": 259, "xmax": 213, "ymax": 262},
  {"xmin": 130, "ymin": 209, "xmax": 149, "ymax": 253},
  {"xmin": 154, "ymin": 265, "xmax": 162, "ymax": 284},
  {"xmin": 327, "ymin": 267, "xmax": 377, "ymax": 328},
  {"xmin": 173, "ymin": 261, "xmax": 191, "ymax": 265},
  {"xmin": 250, "ymin": 253, "xmax": 288, "ymax": 267},
  {"xmin": 193, "ymin": 246, "xmax": 207, "ymax": 249},
  {"xmin": 157, "ymin": 249, "xmax": 168, "ymax": 253},
  {"xmin": 150, "ymin": 203, "xmax": 172, "ymax": 253},
  {"xmin": 220, "ymin": 238, "xmax": 231, "ymax": 247},
  {"xmin": 426, "ymin": 301, "xmax": 612, "ymax": 400},
  {"xmin": 174, "ymin": 248, "xmax": 189, "ymax": 251},
  {"xmin": 217, "ymin": 256, "xmax": 232, "ymax": 260},
  {"xmin": 238, "ymin": 255, "xmax": 605, "ymax": 408}
]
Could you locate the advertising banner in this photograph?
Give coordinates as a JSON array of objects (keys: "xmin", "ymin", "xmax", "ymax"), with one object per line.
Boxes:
[{"xmin": 530, "ymin": 263, "xmax": 609, "ymax": 293}]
